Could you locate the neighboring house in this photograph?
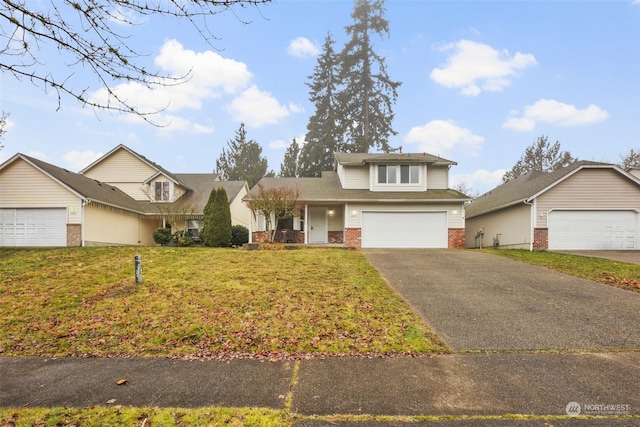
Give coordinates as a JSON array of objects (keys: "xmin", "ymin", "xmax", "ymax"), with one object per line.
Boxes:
[
  {"xmin": 245, "ymin": 152, "xmax": 470, "ymax": 249},
  {"xmin": 465, "ymin": 161, "xmax": 640, "ymax": 251},
  {"xmin": 0, "ymin": 145, "xmax": 250, "ymax": 247}
]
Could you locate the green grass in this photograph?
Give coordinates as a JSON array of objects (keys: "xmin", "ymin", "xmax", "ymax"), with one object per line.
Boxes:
[
  {"xmin": 0, "ymin": 247, "xmax": 447, "ymax": 358},
  {"xmin": 0, "ymin": 407, "xmax": 288, "ymax": 427},
  {"xmin": 485, "ymin": 249, "xmax": 640, "ymax": 292}
]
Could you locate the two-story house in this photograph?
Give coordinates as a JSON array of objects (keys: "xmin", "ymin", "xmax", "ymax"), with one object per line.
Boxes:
[
  {"xmin": 0, "ymin": 144, "xmax": 250, "ymax": 247},
  {"xmin": 246, "ymin": 153, "xmax": 471, "ymax": 248}
]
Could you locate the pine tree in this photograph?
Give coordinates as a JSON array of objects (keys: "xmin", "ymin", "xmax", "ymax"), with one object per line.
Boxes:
[
  {"xmin": 299, "ymin": 33, "xmax": 344, "ymax": 177},
  {"xmin": 215, "ymin": 123, "xmax": 268, "ymax": 188},
  {"xmin": 338, "ymin": 0, "xmax": 401, "ymax": 153},
  {"xmin": 280, "ymin": 138, "xmax": 300, "ymax": 177},
  {"xmin": 202, "ymin": 188, "xmax": 232, "ymax": 247}
]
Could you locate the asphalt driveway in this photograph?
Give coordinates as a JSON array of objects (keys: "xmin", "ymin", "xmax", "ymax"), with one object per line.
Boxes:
[{"xmin": 364, "ymin": 249, "xmax": 640, "ymax": 351}]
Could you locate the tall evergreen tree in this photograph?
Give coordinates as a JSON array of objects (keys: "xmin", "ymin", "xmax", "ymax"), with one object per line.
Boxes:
[
  {"xmin": 215, "ymin": 123, "xmax": 268, "ymax": 188},
  {"xmin": 280, "ymin": 138, "xmax": 300, "ymax": 177},
  {"xmin": 201, "ymin": 188, "xmax": 232, "ymax": 247},
  {"xmin": 299, "ymin": 33, "xmax": 344, "ymax": 177},
  {"xmin": 338, "ymin": 0, "xmax": 401, "ymax": 153}
]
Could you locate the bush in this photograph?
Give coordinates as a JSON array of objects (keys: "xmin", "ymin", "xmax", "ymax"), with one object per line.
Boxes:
[
  {"xmin": 172, "ymin": 230, "xmax": 193, "ymax": 247},
  {"xmin": 231, "ymin": 225, "xmax": 249, "ymax": 247},
  {"xmin": 202, "ymin": 188, "xmax": 232, "ymax": 247},
  {"xmin": 153, "ymin": 228, "xmax": 172, "ymax": 246}
]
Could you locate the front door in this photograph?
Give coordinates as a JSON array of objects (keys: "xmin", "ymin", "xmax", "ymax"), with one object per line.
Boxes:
[{"xmin": 309, "ymin": 207, "xmax": 327, "ymax": 243}]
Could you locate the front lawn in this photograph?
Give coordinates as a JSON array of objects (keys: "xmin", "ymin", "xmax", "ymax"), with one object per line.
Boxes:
[
  {"xmin": 0, "ymin": 247, "xmax": 447, "ymax": 358},
  {"xmin": 486, "ymin": 249, "xmax": 640, "ymax": 293}
]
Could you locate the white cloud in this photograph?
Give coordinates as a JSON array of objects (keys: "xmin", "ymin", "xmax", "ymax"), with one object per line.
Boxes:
[
  {"xmin": 89, "ymin": 39, "xmax": 252, "ymax": 113},
  {"xmin": 287, "ymin": 37, "xmax": 320, "ymax": 58},
  {"xmin": 403, "ymin": 120, "xmax": 484, "ymax": 156},
  {"xmin": 503, "ymin": 99, "xmax": 609, "ymax": 131},
  {"xmin": 226, "ymin": 85, "xmax": 295, "ymax": 127},
  {"xmin": 27, "ymin": 150, "xmax": 48, "ymax": 161},
  {"xmin": 157, "ymin": 115, "xmax": 214, "ymax": 135},
  {"xmin": 63, "ymin": 150, "xmax": 104, "ymax": 171},
  {"xmin": 451, "ymin": 168, "xmax": 508, "ymax": 195},
  {"xmin": 268, "ymin": 139, "xmax": 288, "ymax": 149},
  {"xmin": 430, "ymin": 40, "xmax": 537, "ymax": 96}
]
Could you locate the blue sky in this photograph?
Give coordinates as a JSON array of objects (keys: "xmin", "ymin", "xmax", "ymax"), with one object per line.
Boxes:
[{"xmin": 2, "ymin": 0, "xmax": 639, "ymax": 194}]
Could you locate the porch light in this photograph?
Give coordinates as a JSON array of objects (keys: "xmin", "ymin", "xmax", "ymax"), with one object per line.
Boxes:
[{"xmin": 328, "ymin": 209, "xmax": 334, "ymax": 215}]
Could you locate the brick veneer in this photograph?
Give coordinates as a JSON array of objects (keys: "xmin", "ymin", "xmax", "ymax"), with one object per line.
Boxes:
[
  {"xmin": 447, "ymin": 228, "xmax": 465, "ymax": 249},
  {"xmin": 345, "ymin": 228, "xmax": 361, "ymax": 248},
  {"xmin": 252, "ymin": 231, "xmax": 270, "ymax": 243},
  {"xmin": 67, "ymin": 224, "xmax": 82, "ymax": 247},
  {"xmin": 328, "ymin": 231, "xmax": 344, "ymax": 244},
  {"xmin": 533, "ymin": 228, "xmax": 548, "ymax": 251}
]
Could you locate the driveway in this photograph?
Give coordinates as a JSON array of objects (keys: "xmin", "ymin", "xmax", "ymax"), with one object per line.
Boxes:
[{"xmin": 364, "ymin": 249, "xmax": 640, "ymax": 351}]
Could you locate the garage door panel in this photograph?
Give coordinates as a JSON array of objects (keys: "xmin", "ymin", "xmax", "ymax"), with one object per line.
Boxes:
[
  {"xmin": 0, "ymin": 208, "xmax": 67, "ymax": 246},
  {"xmin": 362, "ymin": 211, "xmax": 447, "ymax": 249},
  {"xmin": 548, "ymin": 210, "xmax": 638, "ymax": 250}
]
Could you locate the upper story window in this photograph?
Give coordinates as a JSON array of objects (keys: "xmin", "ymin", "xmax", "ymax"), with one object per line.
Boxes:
[
  {"xmin": 154, "ymin": 181, "xmax": 171, "ymax": 201},
  {"xmin": 378, "ymin": 164, "xmax": 419, "ymax": 184}
]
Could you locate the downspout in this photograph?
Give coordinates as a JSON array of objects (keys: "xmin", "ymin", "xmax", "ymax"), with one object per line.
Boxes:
[
  {"xmin": 248, "ymin": 210, "xmax": 253, "ymax": 244},
  {"xmin": 523, "ymin": 199, "xmax": 534, "ymax": 251},
  {"xmin": 81, "ymin": 199, "xmax": 88, "ymax": 247}
]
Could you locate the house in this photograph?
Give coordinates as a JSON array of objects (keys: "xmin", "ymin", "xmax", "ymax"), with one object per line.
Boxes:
[
  {"xmin": 0, "ymin": 145, "xmax": 250, "ymax": 247},
  {"xmin": 465, "ymin": 161, "xmax": 640, "ymax": 251},
  {"xmin": 245, "ymin": 152, "xmax": 471, "ymax": 249}
]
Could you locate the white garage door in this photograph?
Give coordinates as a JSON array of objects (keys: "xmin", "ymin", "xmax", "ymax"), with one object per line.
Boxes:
[
  {"xmin": 361, "ymin": 211, "xmax": 447, "ymax": 248},
  {"xmin": 548, "ymin": 210, "xmax": 639, "ymax": 250},
  {"xmin": 0, "ymin": 208, "xmax": 67, "ymax": 247}
]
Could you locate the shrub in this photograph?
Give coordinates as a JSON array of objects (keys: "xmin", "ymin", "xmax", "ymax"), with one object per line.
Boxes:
[
  {"xmin": 231, "ymin": 225, "xmax": 249, "ymax": 247},
  {"xmin": 172, "ymin": 230, "xmax": 193, "ymax": 247},
  {"xmin": 153, "ymin": 228, "xmax": 172, "ymax": 246},
  {"xmin": 202, "ymin": 188, "xmax": 232, "ymax": 247}
]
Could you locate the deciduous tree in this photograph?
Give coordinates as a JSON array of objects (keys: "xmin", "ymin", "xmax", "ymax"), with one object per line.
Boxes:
[
  {"xmin": 245, "ymin": 185, "xmax": 301, "ymax": 242},
  {"xmin": 619, "ymin": 148, "xmax": 640, "ymax": 170},
  {"xmin": 0, "ymin": 0, "xmax": 271, "ymax": 120},
  {"xmin": 502, "ymin": 135, "xmax": 576, "ymax": 183},
  {"xmin": 216, "ymin": 123, "xmax": 268, "ymax": 188}
]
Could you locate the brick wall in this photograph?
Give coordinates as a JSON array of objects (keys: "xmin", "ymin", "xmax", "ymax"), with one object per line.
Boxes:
[
  {"xmin": 345, "ymin": 228, "xmax": 361, "ymax": 249},
  {"xmin": 533, "ymin": 228, "xmax": 548, "ymax": 251},
  {"xmin": 67, "ymin": 224, "xmax": 82, "ymax": 247},
  {"xmin": 328, "ymin": 231, "xmax": 344, "ymax": 244},
  {"xmin": 252, "ymin": 231, "xmax": 270, "ymax": 243},
  {"xmin": 448, "ymin": 228, "xmax": 465, "ymax": 249}
]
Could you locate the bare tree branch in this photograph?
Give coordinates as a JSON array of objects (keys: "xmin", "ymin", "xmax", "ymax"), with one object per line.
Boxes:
[{"xmin": 0, "ymin": 0, "xmax": 271, "ymax": 123}]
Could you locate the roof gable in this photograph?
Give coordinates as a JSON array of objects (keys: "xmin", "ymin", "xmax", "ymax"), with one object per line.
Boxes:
[{"xmin": 466, "ymin": 161, "xmax": 640, "ymax": 218}]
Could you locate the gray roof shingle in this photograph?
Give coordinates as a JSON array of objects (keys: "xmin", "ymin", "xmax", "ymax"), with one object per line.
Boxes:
[
  {"xmin": 465, "ymin": 161, "xmax": 619, "ymax": 218},
  {"xmin": 246, "ymin": 171, "xmax": 468, "ymax": 202},
  {"xmin": 335, "ymin": 152, "xmax": 457, "ymax": 166}
]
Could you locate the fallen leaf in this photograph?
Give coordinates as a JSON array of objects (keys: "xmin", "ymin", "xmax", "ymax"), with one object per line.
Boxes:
[
  {"xmin": 116, "ymin": 379, "xmax": 128, "ymax": 385},
  {"xmin": 106, "ymin": 399, "xmax": 116, "ymax": 404}
]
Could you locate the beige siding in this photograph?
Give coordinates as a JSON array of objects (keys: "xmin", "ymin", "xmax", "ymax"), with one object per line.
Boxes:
[
  {"xmin": 326, "ymin": 205, "xmax": 344, "ymax": 231},
  {"xmin": 465, "ymin": 203, "xmax": 531, "ymax": 249},
  {"xmin": 230, "ymin": 186, "xmax": 250, "ymax": 227},
  {"xmin": 0, "ymin": 159, "xmax": 82, "ymax": 224},
  {"xmin": 535, "ymin": 169, "xmax": 640, "ymax": 227},
  {"xmin": 83, "ymin": 149, "xmax": 156, "ymax": 200},
  {"xmin": 84, "ymin": 204, "xmax": 158, "ymax": 245},
  {"xmin": 340, "ymin": 165, "xmax": 369, "ymax": 189},
  {"xmin": 427, "ymin": 165, "xmax": 449, "ymax": 190},
  {"xmin": 345, "ymin": 202, "xmax": 464, "ymax": 228},
  {"xmin": 370, "ymin": 164, "xmax": 428, "ymax": 192}
]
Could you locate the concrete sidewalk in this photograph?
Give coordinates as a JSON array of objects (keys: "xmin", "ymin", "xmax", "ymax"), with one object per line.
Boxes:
[{"xmin": 2, "ymin": 353, "xmax": 639, "ymax": 419}]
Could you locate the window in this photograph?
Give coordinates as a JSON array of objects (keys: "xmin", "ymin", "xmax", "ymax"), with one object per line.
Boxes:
[
  {"xmin": 154, "ymin": 181, "xmax": 171, "ymax": 201},
  {"xmin": 378, "ymin": 164, "xmax": 419, "ymax": 184},
  {"xmin": 187, "ymin": 220, "xmax": 202, "ymax": 240}
]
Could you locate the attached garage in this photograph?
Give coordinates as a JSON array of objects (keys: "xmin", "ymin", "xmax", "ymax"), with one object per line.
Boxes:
[
  {"xmin": 361, "ymin": 211, "xmax": 447, "ymax": 248},
  {"xmin": 0, "ymin": 208, "xmax": 67, "ymax": 247},
  {"xmin": 548, "ymin": 210, "xmax": 639, "ymax": 250}
]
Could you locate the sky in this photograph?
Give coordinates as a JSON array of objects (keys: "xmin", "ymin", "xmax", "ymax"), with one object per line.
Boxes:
[{"xmin": 1, "ymin": 0, "xmax": 639, "ymax": 195}]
